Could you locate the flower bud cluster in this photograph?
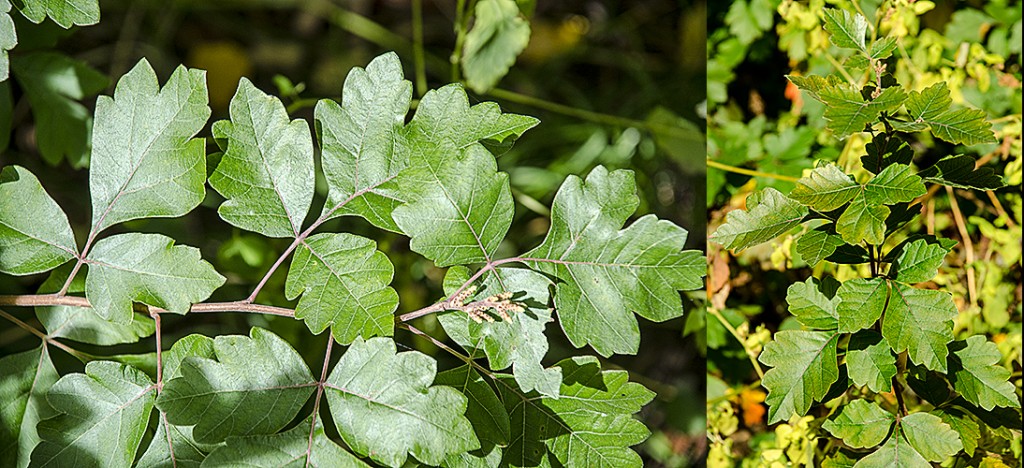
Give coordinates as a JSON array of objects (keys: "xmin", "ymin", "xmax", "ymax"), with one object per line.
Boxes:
[{"xmin": 448, "ymin": 287, "xmax": 525, "ymax": 323}]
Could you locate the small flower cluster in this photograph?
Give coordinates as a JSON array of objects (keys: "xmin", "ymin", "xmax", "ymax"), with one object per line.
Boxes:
[{"xmin": 448, "ymin": 286, "xmax": 525, "ymax": 323}]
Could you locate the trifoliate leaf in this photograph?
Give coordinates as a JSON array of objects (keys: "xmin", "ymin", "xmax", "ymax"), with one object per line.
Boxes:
[
  {"xmin": 0, "ymin": 0, "xmax": 13, "ymax": 81},
  {"xmin": 822, "ymin": 399, "xmax": 895, "ymax": 448},
  {"xmin": 786, "ymin": 277, "xmax": 839, "ymax": 330},
  {"xmin": 0, "ymin": 166, "xmax": 77, "ymax": 275},
  {"xmin": 796, "ymin": 229, "xmax": 845, "ymax": 267},
  {"xmin": 19, "ymin": 0, "xmax": 99, "ymax": 28},
  {"xmin": 85, "ymin": 233, "xmax": 225, "ymax": 323},
  {"xmin": 918, "ymin": 154, "xmax": 1004, "ymax": 190},
  {"xmin": 836, "ymin": 278, "xmax": 886, "ymax": 334},
  {"xmin": 711, "ymin": 187, "xmax": 808, "ymax": 251},
  {"xmin": 836, "ymin": 192, "xmax": 889, "ymax": 245},
  {"xmin": 861, "ymin": 132, "xmax": 914, "ymax": 175},
  {"xmin": 499, "ymin": 356, "xmax": 655, "ymax": 468},
  {"xmin": 525, "ymin": 166, "xmax": 704, "ymax": 356},
  {"xmin": 285, "ymin": 233, "xmax": 398, "ymax": 344},
  {"xmin": 759, "ymin": 330, "xmax": 840, "ymax": 424},
  {"xmin": 316, "ymin": 52, "xmax": 412, "ymax": 232},
  {"xmin": 818, "ymin": 85, "xmax": 906, "ymax": 137},
  {"xmin": 209, "ymin": 78, "xmax": 314, "ymax": 238},
  {"xmin": 31, "ymin": 361, "xmax": 155, "ymax": 467},
  {"xmin": 789, "ymin": 164, "xmax": 859, "ymax": 211},
  {"xmin": 948, "ymin": 336, "xmax": 1020, "ymax": 410},
  {"xmin": 864, "ymin": 164, "xmax": 926, "ymax": 205},
  {"xmin": 882, "ymin": 283, "xmax": 957, "ymax": 372},
  {"xmin": 892, "ymin": 239, "xmax": 948, "ymax": 283},
  {"xmin": 462, "ymin": 0, "xmax": 531, "ymax": 93},
  {"xmin": 899, "ymin": 412, "xmax": 963, "ymax": 462},
  {"xmin": 847, "ymin": 331, "xmax": 896, "ymax": 393},
  {"xmin": 10, "ymin": 53, "xmax": 108, "ymax": 167},
  {"xmin": 856, "ymin": 430, "xmax": 929, "ymax": 468},
  {"xmin": 158, "ymin": 328, "xmax": 317, "ymax": 444},
  {"xmin": 0, "ymin": 346, "xmax": 59, "ymax": 468},
  {"xmin": 437, "ymin": 267, "xmax": 561, "ymax": 397},
  {"xmin": 435, "ymin": 365, "xmax": 510, "ymax": 458},
  {"xmin": 933, "ymin": 408, "xmax": 980, "ymax": 457},
  {"xmin": 822, "ymin": 9, "xmax": 867, "ymax": 52},
  {"xmin": 36, "ymin": 264, "xmax": 155, "ymax": 345},
  {"xmin": 324, "ymin": 337, "xmax": 479, "ymax": 467},
  {"xmin": 905, "ymin": 82, "xmax": 995, "ymax": 146},
  {"xmin": 89, "ymin": 59, "xmax": 210, "ymax": 232},
  {"xmin": 201, "ymin": 417, "xmax": 367, "ymax": 467}
]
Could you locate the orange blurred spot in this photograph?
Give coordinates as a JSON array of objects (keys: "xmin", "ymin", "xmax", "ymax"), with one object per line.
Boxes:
[{"xmin": 739, "ymin": 388, "xmax": 767, "ymax": 427}]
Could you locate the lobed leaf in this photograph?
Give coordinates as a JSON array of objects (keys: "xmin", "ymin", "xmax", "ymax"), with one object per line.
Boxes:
[
  {"xmin": 201, "ymin": 417, "xmax": 367, "ymax": 467},
  {"xmin": 863, "ymin": 164, "xmax": 926, "ymax": 205},
  {"xmin": 898, "ymin": 412, "xmax": 962, "ymax": 462},
  {"xmin": 711, "ymin": 187, "xmax": 808, "ymax": 251},
  {"xmin": 891, "ymin": 239, "xmax": 949, "ymax": 283},
  {"xmin": 822, "ymin": 9, "xmax": 867, "ymax": 52},
  {"xmin": 19, "ymin": 0, "xmax": 99, "ymax": 28},
  {"xmin": 905, "ymin": 83, "xmax": 994, "ymax": 146},
  {"xmin": 0, "ymin": 346, "xmax": 59, "ymax": 468},
  {"xmin": 918, "ymin": 154, "xmax": 1004, "ymax": 190},
  {"xmin": 0, "ymin": 166, "xmax": 78, "ymax": 275},
  {"xmin": 882, "ymin": 283, "xmax": 957, "ymax": 372},
  {"xmin": 822, "ymin": 399, "xmax": 894, "ymax": 448},
  {"xmin": 789, "ymin": 164, "xmax": 859, "ymax": 212},
  {"xmin": 847, "ymin": 331, "xmax": 896, "ymax": 393},
  {"xmin": 0, "ymin": 0, "xmax": 12, "ymax": 81},
  {"xmin": 836, "ymin": 192, "xmax": 888, "ymax": 245},
  {"xmin": 759, "ymin": 330, "xmax": 840, "ymax": 424},
  {"xmin": 818, "ymin": 85, "xmax": 906, "ymax": 138},
  {"xmin": 948, "ymin": 336, "xmax": 1020, "ymax": 410},
  {"xmin": 786, "ymin": 277, "xmax": 839, "ymax": 330},
  {"xmin": 835, "ymin": 278, "xmax": 886, "ymax": 334},
  {"xmin": 36, "ymin": 264, "xmax": 155, "ymax": 345},
  {"xmin": 461, "ymin": 0, "xmax": 531, "ymax": 93},
  {"xmin": 795, "ymin": 229, "xmax": 845, "ymax": 267},
  {"xmin": 436, "ymin": 365, "xmax": 509, "ymax": 466},
  {"xmin": 855, "ymin": 430, "xmax": 929, "ymax": 468}
]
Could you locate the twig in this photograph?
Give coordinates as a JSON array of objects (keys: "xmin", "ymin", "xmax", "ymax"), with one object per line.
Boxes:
[
  {"xmin": 706, "ymin": 159, "xmax": 799, "ymax": 182},
  {"xmin": 707, "ymin": 307, "xmax": 765, "ymax": 380},
  {"xmin": 946, "ymin": 186, "xmax": 977, "ymax": 306},
  {"xmin": 305, "ymin": 337, "xmax": 334, "ymax": 467},
  {"xmin": 0, "ymin": 308, "xmax": 89, "ymax": 361}
]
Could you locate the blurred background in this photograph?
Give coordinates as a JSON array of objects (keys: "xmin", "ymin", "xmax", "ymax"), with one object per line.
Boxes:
[{"xmin": 0, "ymin": 1, "xmax": 708, "ymax": 466}]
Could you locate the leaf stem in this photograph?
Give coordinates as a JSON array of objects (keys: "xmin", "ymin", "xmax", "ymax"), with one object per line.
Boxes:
[
  {"xmin": 305, "ymin": 337, "xmax": 334, "ymax": 467},
  {"xmin": 0, "ymin": 307, "xmax": 89, "ymax": 361},
  {"xmin": 707, "ymin": 307, "xmax": 765, "ymax": 380},
  {"xmin": 153, "ymin": 311, "xmax": 164, "ymax": 392},
  {"xmin": 0, "ymin": 295, "xmax": 295, "ymax": 317}
]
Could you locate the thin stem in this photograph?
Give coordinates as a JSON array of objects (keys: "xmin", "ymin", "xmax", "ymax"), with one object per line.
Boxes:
[
  {"xmin": 0, "ymin": 295, "xmax": 295, "ymax": 317},
  {"xmin": 411, "ymin": 0, "xmax": 427, "ymax": 97},
  {"xmin": 0, "ymin": 308, "xmax": 89, "ymax": 361},
  {"xmin": 946, "ymin": 186, "xmax": 978, "ymax": 306},
  {"xmin": 707, "ymin": 307, "xmax": 765, "ymax": 380},
  {"xmin": 305, "ymin": 337, "xmax": 334, "ymax": 467},
  {"xmin": 707, "ymin": 159, "xmax": 799, "ymax": 182},
  {"xmin": 400, "ymin": 322, "xmax": 496, "ymax": 380},
  {"xmin": 451, "ymin": 0, "xmax": 470, "ymax": 82},
  {"xmin": 153, "ymin": 311, "xmax": 164, "ymax": 391}
]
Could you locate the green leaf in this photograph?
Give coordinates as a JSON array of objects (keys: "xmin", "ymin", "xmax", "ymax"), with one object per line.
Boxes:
[
  {"xmin": 891, "ymin": 239, "xmax": 948, "ymax": 283},
  {"xmin": 0, "ymin": 0, "xmax": 14, "ymax": 81},
  {"xmin": 882, "ymin": 283, "xmax": 957, "ymax": 372},
  {"xmin": 31, "ymin": 361, "xmax": 155, "ymax": 467},
  {"xmin": 861, "ymin": 132, "xmax": 914, "ymax": 175},
  {"xmin": 285, "ymin": 233, "xmax": 398, "ymax": 344},
  {"xmin": 847, "ymin": 331, "xmax": 896, "ymax": 393},
  {"xmin": 435, "ymin": 365, "xmax": 510, "ymax": 459},
  {"xmin": 437, "ymin": 267, "xmax": 562, "ymax": 396},
  {"xmin": 725, "ymin": 0, "xmax": 774, "ymax": 45},
  {"xmin": 789, "ymin": 164, "xmax": 859, "ymax": 211},
  {"xmin": 786, "ymin": 74, "xmax": 845, "ymax": 101},
  {"xmin": 786, "ymin": 277, "xmax": 839, "ymax": 330},
  {"xmin": 905, "ymin": 82, "xmax": 995, "ymax": 146},
  {"xmin": 918, "ymin": 154, "xmax": 1004, "ymax": 190},
  {"xmin": 316, "ymin": 52, "xmax": 412, "ymax": 232},
  {"xmin": 136, "ymin": 417, "xmax": 208, "ymax": 468},
  {"xmin": 158, "ymin": 328, "xmax": 317, "ymax": 444},
  {"xmin": 864, "ymin": 164, "xmax": 926, "ymax": 205},
  {"xmin": 836, "ymin": 192, "xmax": 889, "ymax": 245},
  {"xmin": 18, "ymin": 0, "xmax": 99, "ymax": 28},
  {"xmin": 869, "ymin": 37, "xmax": 898, "ymax": 59},
  {"xmin": 324, "ymin": 337, "xmax": 479, "ymax": 467},
  {"xmin": 948, "ymin": 336, "xmax": 1021, "ymax": 410},
  {"xmin": 855, "ymin": 430, "xmax": 929, "ymax": 468},
  {"xmin": 499, "ymin": 356, "xmax": 655, "ymax": 468},
  {"xmin": 36, "ymin": 264, "xmax": 155, "ymax": 345},
  {"xmin": 818, "ymin": 86, "xmax": 906, "ymax": 138},
  {"xmin": 796, "ymin": 229, "xmax": 845, "ymax": 267},
  {"xmin": 525, "ymin": 166, "xmax": 705, "ymax": 356},
  {"xmin": 85, "ymin": 233, "xmax": 225, "ymax": 323},
  {"xmin": 201, "ymin": 417, "xmax": 367, "ymax": 467},
  {"xmin": 899, "ymin": 412, "xmax": 962, "ymax": 462},
  {"xmin": 462, "ymin": 0, "xmax": 530, "ymax": 93},
  {"xmin": 10, "ymin": 53, "xmax": 108, "ymax": 167},
  {"xmin": 822, "ymin": 9, "xmax": 867, "ymax": 52},
  {"xmin": 759, "ymin": 330, "xmax": 840, "ymax": 424},
  {"xmin": 209, "ymin": 78, "xmax": 314, "ymax": 238},
  {"xmin": 836, "ymin": 278, "xmax": 886, "ymax": 334},
  {"xmin": 0, "ymin": 346, "xmax": 59, "ymax": 468},
  {"xmin": 711, "ymin": 187, "xmax": 808, "ymax": 251},
  {"xmin": 0, "ymin": 166, "xmax": 77, "ymax": 275},
  {"xmin": 89, "ymin": 59, "xmax": 210, "ymax": 232},
  {"xmin": 822, "ymin": 399, "xmax": 895, "ymax": 448},
  {"xmin": 932, "ymin": 408, "xmax": 980, "ymax": 457}
]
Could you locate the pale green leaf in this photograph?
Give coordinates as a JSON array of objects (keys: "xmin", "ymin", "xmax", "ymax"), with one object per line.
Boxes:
[
  {"xmin": 85, "ymin": 233, "xmax": 225, "ymax": 323},
  {"xmin": 796, "ymin": 229, "xmax": 845, "ymax": 267},
  {"xmin": 36, "ymin": 264, "xmax": 155, "ymax": 345},
  {"xmin": 136, "ymin": 417, "xmax": 207, "ymax": 468},
  {"xmin": 18, "ymin": 0, "xmax": 98, "ymax": 28},
  {"xmin": 869, "ymin": 37, "xmax": 898, "ymax": 59},
  {"xmin": 209, "ymin": 78, "xmax": 314, "ymax": 238},
  {"xmin": 0, "ymin": 166, "xmax": 77, "ymax": 275},
  {"xmin": 905, "ymin": 83, "xmax": 995, "ymax": 146},
  {"xmin": 819, "ymin": 86, "xmax": 906, "ymax": 138},
  {"xmin": 316, "ymin": 52, "xmax": 411, "ymax": 232},
  {"xmin": 948, "ymin": 336, "xmax": 1021, "ymax": 410},
  {"xmin": 892, "ymin": 239, "xmax": 948, "ymax": 283},
  {"xmin": 836, "ymin": 278, "xmax": 886, "ymax": 334},
  {"xmin": 847, "ymin": 331, "xmax": 896, "ymax": 393},
  {"xmin": 89, "ymin": 59, "xmax": 210, "ymax": 232},
  {"xmin": 786, "ymin": 277, "xmax": 839, "ymax": 330},
  {"xmin": 0, "ymin": 0, "xmax": 13, "ymax": 81},
  {"xmin": 836, "ymin": 192, "xmax": 889, "ymax": 245},
  {"xmin": 786, "ymin": 74, "xmax": 845, "ymax": 101},
  {"xmin": 725, "ymin": 0, "xmax": 774, "ymax": 45},
  {"xmin": 31, "ymin": 361, "xmax": 155, "ymax": 467},
  {"xmin": 158, "ymin": 328, "xmax": 316, "ymax": 444},
  {"xmin": 711, "ymin": 187, "xmax": 808, "ymax": 252},
  {"xmin": 882, "ymin": 283, "xmax": 957, "ymax": 372},
  {"xmin": 525, "ymin": 166, "xmax": 705, "ymax": 356},
  {"xmin": 435, "ymin": 365, "xmax": 510, "ymax": 460},
  {"xmin": 822, "ymin": 400, "xmax": 895, "ymax": 448},
  {"xmin": 324, "ymin": 337, "xmax": 479, "ymax": 467},
  {"xmin": 789, "ymin": 164, "xmax": 859, "ymax": 211},
  {"xmin": 823, "ymin": 9, "xmax": 867, "ymax": 52},
  {"xmin": 759, "ymin": 330, "xmax": 840, "ymax": 424},
  {"xmin": 855, "ymin": 431, "xmax": 929, "ymax": 468},
  {"xmin": 462, "ymin": 0, "xmax": 531, "ymax": 93},
  {"xmin": 284, "ymin": 233, "xmax": 398, "ymax": 344},
  {"xmin": 201, "ymin": 417, "xmax": 367, "ymax": 467},
  {"xmin": 932, "ymin": 408, "xmax": 980, "ymax": 457},
  {"xmin": 0, "ymin": 346, "xmax": 59, "ymax": 468},
  {"xmin": 499, "ymin": 356, "xmax": 655, "ymax": 468},
  {"xmin": 918, "ymin": 154, "xmax": 1004, "ymax": 190},
  {"xmin": 899, "ymin": 412, "xmax": 962, "ymax": 462},
  {"xmin": 864, "ymin": 164, "xmax": 926, "ymax": 205}
]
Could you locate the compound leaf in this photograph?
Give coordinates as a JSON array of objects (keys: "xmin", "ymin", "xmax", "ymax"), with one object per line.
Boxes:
[
  {"xmin": 822, "ymin": 9, "xmax": 867, "ymax": 52},
  {"xmin": 19, "ymin": 0, "xmax": 99, "ymax": 28},
  {"xmin": 0, "ymin": 166, "xmax": 77, "ymax": 275},
  {"xmin": 711, "ymin": 187, "xmax": 807, "ymax": 251},
  {"xmin": 31, "ymin": 361, "xmax": 155, "ymax": 467},
  {"xmin": 836, "ymin": 192, "xmax": 889, "ymax": 245},
  {"xmin": 948, "ymin": 336, "xmax": 1020, "ymax": 410},
  {"xmin": 795, "ymin": 229, "xmax": 844, "ymax": 267},
  {"xmin": 899, "ymin": 412, "xmax": 962, "ymax": 462},
  {"xmin": 85, "ymin": 233, "xmax": 225, "ymax": 323},
  {"xmin": 285, "ymin": 233, "xmax": 398, "ymax": 344},
  {"xmin": 863, "ymin": 164, "xmax": 925, "ymax": 205},
  {"xmin": 525, "ymin": 166, "xmax": 705, "ymax": 356},
  {"xmin": 210, "ymin": 78, "xmax": 314, "ymax": 238},
  {"xmin": 905, "ymin": 83, "xmax": 994, "ymax": 146},
  {"xmin": 918, "ymin": 154, "xmax": 1004, "ymax": 190},
  {"xmin": 461, "ymin": 0, "xmax": 530, "ymax": 93},
  {"xmin": 0, "ymin": 346, "xmax": 59, "ymax": 468},
  {"xmin": 836, "ymin": 278, "xmax": 887, "ymax": 334},
  {"xmin": 882, "ymin": 283, "xmax": 957, "ymax": 372},
  {"xmin": 847, "ymin": 331, "xmax": 896, "ymax": 393},
  {"xmin": 891, "ymin": 239, "xmax": 948, "ymax": 283},
  {"xmin": 759, "ymin": 330, "xmax": 840, "ymax": 424},
  {"xmin": 818, "ymin": 86, "xmax": 906, "ymax": 138},
  {"xmin": 158, "ymin": 328, "xmax": 316, "ymax": 444},
  {"xmin": 324, "ymin": 337, "xmax": 478, "ymax": 467},
  {"xmin": 822, "ymin": 399, "xmax": 894, "ymax": 448},
  {"xmin": 786, "ymin": 277, "xmax": 839, "ymax": 330},
  {"xmin": 201, "ymin": 417, "xmax": 367, "ymax": 468},
  {"xmin": 89, "ymin": 59, "xmax": 210, "ymax": 232}
]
